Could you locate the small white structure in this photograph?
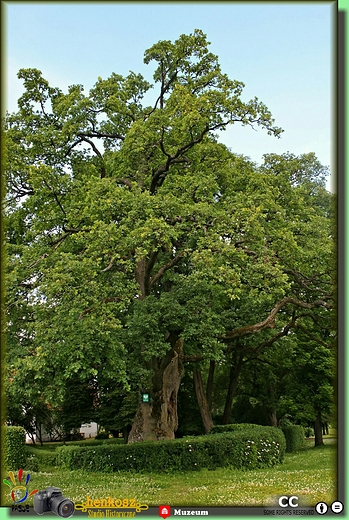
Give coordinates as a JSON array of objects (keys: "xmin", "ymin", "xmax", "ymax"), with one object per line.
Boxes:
[
  {"xmin": 25, "ymin": 422, "xmax": 99, "ymax": 443},
  {"xmin": 80, "ymin": 422, "xmax": 98, "ymax": 438}
]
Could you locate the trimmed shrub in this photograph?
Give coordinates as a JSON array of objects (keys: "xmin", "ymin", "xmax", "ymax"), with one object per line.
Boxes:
[
  {"xmin": 95, "ymin": 431, "xmax": 110, "ymax": 440},
  {"xmin": 25, "ymin": 446, "xmax": 58, "ymax": 470},
  {"xmin": 209, "ymin": 423, "xmax": 264, "ymax": 434},
  {"xmin": 281, "ymin": 425, "xmax": 305, "ymax": 452},
  {"xmin": 56, "ymin": 426, "xmax": 286, "ymax": 473},
  {"xmin": 3, "ymin": 426, "xmax": 27, "ymax": 470},
  {"xmin": 35, "ymin": 452, "xmax": 57, "ymax": 469}
]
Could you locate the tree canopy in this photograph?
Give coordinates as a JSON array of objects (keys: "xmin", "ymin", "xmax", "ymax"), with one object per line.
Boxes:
[{"xmin": 4, "ymin": 30, "xmax": 335, "ymax": 444}]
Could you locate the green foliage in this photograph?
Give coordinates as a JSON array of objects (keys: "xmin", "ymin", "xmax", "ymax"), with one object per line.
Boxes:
[
  {"xmin": 4, "ymin": 29, "xmax": 335, "ymax": 442},
  {"xmin": 3, "ymin": 426, "xmax": 27, "ymax": 470},
  {"xmin": 95, "ymin": 385, "xmax": 138, "ymax": 435},
  {"xmin": 177, "ymin": 372, "xmax": 206, "ymax": 437},
  {"xmin": 95, "ymin": 431, "xmax": 109, "ymax": 440},
  {"xmin": 57, "ymin": 378, "xmax": 96, "ymax": 435},
  {"xmin": 24, "ymin": 449, "xmax": 56, "ymax": 471},
  {"xmin": 25, "ymin": 439, "xmax": 123, "ymax": 470},
  {"xmin": 56, "ymin": 427, "xmax": 285, "ymax": 473},
  {"xmin": 281, "ymin": 425, "xmax": 305, "ymax": 452},
  {"xmin": 209, "ymin": 423, "xmax": 264, "ymax": 434},
  {"xmin": 24, "ymin": 454, "xmax": 40, "ymax": 472},
  {"xmin": 305, "ymin": 427, "xmax": 315, "ymax": 438},
  {"xmin": 3, "ymin": 443, "xmax": 336, "ymax": 508}
]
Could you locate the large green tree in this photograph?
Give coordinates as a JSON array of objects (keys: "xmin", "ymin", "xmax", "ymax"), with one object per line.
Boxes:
[
  {"xmin": 4, "ymin": 30, "xmax": 334, "ymax": 442},
  {"xmin": 173, "ymin": 151, "xmax": 335, "ymax": 432}
]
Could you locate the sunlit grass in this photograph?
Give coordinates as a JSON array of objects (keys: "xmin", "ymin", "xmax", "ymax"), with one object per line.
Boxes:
[{"xmin": 4, "ymin": 440, "xmax": 336, "ymax": 508}]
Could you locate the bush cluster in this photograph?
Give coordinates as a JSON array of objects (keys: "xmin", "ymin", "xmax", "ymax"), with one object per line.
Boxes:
[
  {"xmin": 95, "ymin": 431, "xmax": 110, "ymax": 440},
  {"xmin": 209, "ymin": 423, "xmax": 264, "ymax": 434},
  {"xmin": 3, "ymin": 426, "xmax": 27, "ymax": 470},
  {"xmin": 56, "ymin": 426, "xmax": 286, "ymax": 473},
  {"xmin": 281, "ymin": 425, "xmax": 305, "ymax": 452},
  {"xmin": 304, "ymin": 427, "xmax": 314, "ymax": 438}
]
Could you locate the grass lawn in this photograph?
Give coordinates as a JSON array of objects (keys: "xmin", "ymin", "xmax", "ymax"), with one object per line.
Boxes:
[{"xmin": 8, "ymin": 439, "xmax": 336, "ymax": 509}]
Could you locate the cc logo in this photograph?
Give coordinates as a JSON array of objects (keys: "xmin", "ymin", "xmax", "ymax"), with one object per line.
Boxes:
[{"xmin": 278, "ymin": 496, "xmax": 299, "ymax": 507}]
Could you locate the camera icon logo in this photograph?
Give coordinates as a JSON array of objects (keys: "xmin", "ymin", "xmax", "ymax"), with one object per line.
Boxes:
[{"xmin": 34, "ymin": 487, "xmax": 74, "ymax": 518}]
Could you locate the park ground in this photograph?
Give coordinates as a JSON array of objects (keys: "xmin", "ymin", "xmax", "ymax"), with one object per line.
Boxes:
[{"xmin": 13, "ymin": 436, "xmax": 337, "ymax": 508}]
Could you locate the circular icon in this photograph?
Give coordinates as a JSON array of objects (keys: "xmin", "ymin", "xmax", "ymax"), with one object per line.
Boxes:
[
  {"xmin": 315, "ymin": 502, "xmax": 328, "ymax": 515},
  {"xmin": 331, "ymin": 501, "xmax": 344, "ymax": 514}
]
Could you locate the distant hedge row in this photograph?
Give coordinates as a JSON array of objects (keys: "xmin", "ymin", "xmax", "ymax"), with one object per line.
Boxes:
[{"xmin": 56, "ymin": 426, "xmax": 286, "ymax": 473}]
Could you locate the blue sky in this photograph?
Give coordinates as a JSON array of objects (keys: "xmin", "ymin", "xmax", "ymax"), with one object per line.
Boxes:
[{"xmin": 4, "ymin": 1, "xmax": 335, "ymax": 190}]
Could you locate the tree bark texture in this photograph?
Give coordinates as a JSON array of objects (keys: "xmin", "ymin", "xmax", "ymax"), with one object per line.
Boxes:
[
  {"xmin": 193, "ymin": 367, "xmax": 214, "ymax": 433},
  {"xmin": 269, "ymin": 410, "xmax": 278, "ymax": 427},
  {"xmin": 206, "ymin": 360, "xmax": 215, "ymax": 410},
  {"xmin": 314, "ymin": 410, "xmax": 325, "ymax": 446},
  {"xmin": 128, "ymin": 336, "xmax": 184, "ymax": 442}
]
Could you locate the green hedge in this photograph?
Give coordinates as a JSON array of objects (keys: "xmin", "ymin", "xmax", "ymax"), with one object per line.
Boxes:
[
  {"xmin": 209, "ymin": 423, "xmax": 264, "ymax": 434},
  {"xmin": 281, "ymin": 426, "xmax": 305, "ymax": 452},
  {"xmin": 25, "ymin": 454, "xmax": 40, "ymax": 472},
  {"xmin": 57, "ymin": 427, "xmax": 286, "ymax": 473},
  {"xmin": 25, "ymin": 450, "xmax": 57, "ymax": 471},
  {"xmin": 3, "ymin": 426, "xmax": 27, "ymax": 470}
]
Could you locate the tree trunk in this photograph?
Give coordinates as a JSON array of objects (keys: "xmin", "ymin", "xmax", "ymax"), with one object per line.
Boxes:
[
  {"xmin": 36, "ymin": 423, "xmax": 43, "ymax": 446},
  {"xmin": 269, "ymin": 410, "xmax": 278, "ymax": 427},
  {"xmin": 128, "ymin": 335, "xmax": 184, "ymax": 443},
  {"xmin": 222, "ymin": 351, "xmax": 244, "ymax": 424},
  {"xmin": 206, "ymin": 360, "xmax": 215, "ymax": 410},
  {"xmin": 193, "ymin": 367, "xmax": 213, "ymax": 433},
  {"xmin": 28, "ymin": 432, "xmax": 36, "ymax": 445},
  {"xmin": 122, "ymin": 425, "xmax": 131, "ymax": 444},
  {"xmin": 314, "ymin": 410, "xmax": 325, "ymax": 446},
  {"xmin": 322, "ymin": 422, "xmax": 329, "ymax": 435}
]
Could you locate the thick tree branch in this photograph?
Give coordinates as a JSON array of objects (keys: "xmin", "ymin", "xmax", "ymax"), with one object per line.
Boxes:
[
  {"xmin": 150, "ymin": 252, "xmax": 185, "ymax": 287},
  {"xmin": 77, "ymin": 136, "xmax": 106, "ymax": 178},
  {"xmin": 149, "ymin": 118, "xmax": 235, "ymax": 194},
  {"xmin": 28, "ymin": 253, "xmax": 49, "ymax": 269},
  {"xmin": 181, "ymin": 354, "xmax": 204, "ymax": 362},
  {"xmin": 222, "ymin": 297, "xmax": 331, "ymax": 341},
  {"xmin": 285, "ymin": 269, "xmax": 331, "ymax": 293},
  {"xmin": 43, "ymin": 179, "xmax": 66, "ymax": 217},
  {"xmin": 115, "ymin": 178, "xmax": 133, "ymax": 189},
  {"xmin": 77, "ymin": 131, "xmax": 125, "ymax": 141},
  {"xmin": 101, "ymin": 257, "xmax": 116, "ymax": 273},
  {"xmin": 65, "ymin": 138, "xmax": 84, "ymax": 156},
  {"xmin": 150, "ymin": 126, "xmax": 209, "ymax": 194},
  {"xmin": 253, "ymin": 316, "xmax": 297, "ymax": 354}
]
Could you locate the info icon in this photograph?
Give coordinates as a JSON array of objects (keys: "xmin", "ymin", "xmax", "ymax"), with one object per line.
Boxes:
[
  {"xmin": 315, "ymin": 502, "xmax": 328, "ymax": 515},
  {"xmin": 159, "ymin": 505, "xmax": 171, "ymax": 518}
]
